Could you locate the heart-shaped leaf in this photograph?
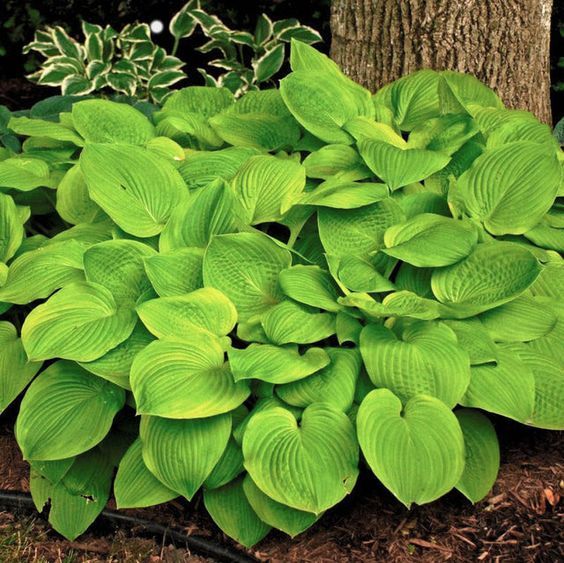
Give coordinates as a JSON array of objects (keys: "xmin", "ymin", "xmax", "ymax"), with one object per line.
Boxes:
[
  {"xmin": 357, "ymin": 389, "xmax": 465, "ymax": 507},
  {"xmin": 243, "ymin": 403, "xmax": 359, "ymax": 513}
]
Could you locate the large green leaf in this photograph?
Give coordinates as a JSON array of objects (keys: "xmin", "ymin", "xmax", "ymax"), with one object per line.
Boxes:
[
  {"xmin": 8, "ymin": 115, "xmax": 84, "ymax": 146},
  {"xmin": 243, "ymin": 475, "xmax": 317, "ymax": 538},
  {"xmin": 357, "ymin": 389, "xmax": 465, "ymax": 507},
  {"xmin": 243, "ymin": 403, "xmax": 359, "ymax": 513},
  {"xmin": 159, "ymin": 179, "xmax": 247, "ymax": 251},
  {"xmin": 358, "ymin": 140, "xmax": 450, "ymax": 191},
  {"xmin": 461, "ymin": 348, "xmax": 535, "ymax": 423},
  {"xmin": 137, "ymin": 287, "xmax": 237, "ymax": 340},
  {"xmin": 16, "ymin": 361, "xmax": 125, "ymax": 460},
  {"xmin": 80, "ymin": 143, "xmax": 187, "ymax": 237},
  {"xmin": 360, "ymin": 321, "xmax": 470, "ymax": 407},
  {"xmin": 455, "ymin": 409, "xmax": 500, "ymax": 502},
  {"xmin": 83, "ymin": 239, "xmax": 156, "ymax": 305},
  {"xmin": 278, "ymin": 265, "xmax": 343, "ymax": 313},
  {"xmin": 163, "ymin": 86, "xmax": 234, "ymax": 117},
  {"xmin": 140, "ymin": 413, "xmax": 231, "ymax": 500},
  {"xmin": 56, "ymin": 164, "xmax": 104, "ymax": 225},
  {"xmin": 261, "ymin": 300, "xmax": 335, "ymax": 345},
  {"xmin": 204, "ymin": 476, "xmax": 271, "ymax": 548},
  {"xmin": 479, "ymin": 295, "xmax": 557, "ymax": 343},
  {"xmin": 229, "ymin": 344, "xmax": 330, "ymax": 385},
  {"xmin": 450, "ymin": 142, "xmax": 561, "ymax": 235},
  {"xmin": 204, "ymin": 438, "xmax": 245, "ymax": 490},
  {"xmin": 303, "ymin": 144, "xmax": 371, "ymax": 180},
  {"xmin": 382, "ymin": 214, "xmax": 478, "ymax": 267},
  {"xmin": 0, "ymin": 240, "xmax": 85, "ymax": 305},
  {"xmin": 72, "ymin": 99, "xmax": 155, "ymax": 144},
  {"xmin": 0, "ymin": 157, "xmax": 56, "ymax": 191},
  {"xmin": 21, "ymin": 281, "xmax": 137, "ymax": 362},
  {"xmin": 231, "ymin": 155, "xmax": 306, "ymax": 224},
  {"xmin": 0, "ymin": 193, "xmax": 24, "ymax": 262},
  {"xmin": 431, "ymin": 242, "xmax": 542, "ymax": 315},
  {"xmin": 114, "ymin": 438, "xmax": 177, "ymax": 509},
  {"xmin": 276, "ymin": 348, "xmax": 360, "ymax": 411},
  {"xmin": 30, "ymin": 447, "xmax": 113, "ymax": 541},
  {"xmin": 318, "ymin": 199, "xmax": 405, "ymax": 257},
  {"xmin": 203, "ymin": 232, "xmax": 292, "ymax": 322},
  {"xmin": 78, "ymin": 321, "xmax": 154, "ymax": 389},
  {"xmin": 0, "ymin": 321, "xmax": 42, "ymax": 414},
  {"xmin": 144, "ymin": 247, "xmax": 204, "ymax": 296},
  {"xmin": 280, "ymin": 67, "xmax": 373, "ymax": 144},
  {"xmin": 131, "ymin": 335, "xmax": 249, "ymax": 419}
]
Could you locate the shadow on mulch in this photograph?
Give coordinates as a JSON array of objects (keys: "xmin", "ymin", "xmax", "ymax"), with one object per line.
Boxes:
[{"xmin": 0, "ymin": 418, "xmax": 562, "ymax": 563}]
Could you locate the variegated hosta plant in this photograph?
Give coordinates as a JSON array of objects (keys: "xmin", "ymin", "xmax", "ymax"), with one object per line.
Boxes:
[
  {"xmin": 0, "ymin": 41, "xmax": 562, "ymax": 548},
  {"xmin": 24, "ymin": 22, "xmax": 186, "ymax": 102}
]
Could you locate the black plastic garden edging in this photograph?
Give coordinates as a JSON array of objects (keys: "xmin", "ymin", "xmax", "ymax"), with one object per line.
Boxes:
[{"xmin": 0, "ymin": 490, "xmax": 257, "ymax": 563}]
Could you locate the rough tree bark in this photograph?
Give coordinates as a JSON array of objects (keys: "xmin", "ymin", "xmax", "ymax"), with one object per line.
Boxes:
[{"xmin": 330, "ymin": 0, "xmax": 553, "ymax": 124}]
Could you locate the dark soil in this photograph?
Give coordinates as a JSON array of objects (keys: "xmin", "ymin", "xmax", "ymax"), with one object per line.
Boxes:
[{"xmin": 0, "ymin": 418, "xmax": 562, "ymax": 563}]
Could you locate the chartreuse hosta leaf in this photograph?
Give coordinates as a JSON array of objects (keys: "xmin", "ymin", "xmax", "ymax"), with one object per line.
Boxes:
[
  {"xmin": 210, "ymin": 112, "xmax": 301, "ymax": 152},
  {"xmin": 8, "ymin": 115, "xmax": 84, "ymax": 146},
  {"xmin": 276, "ymin": 348, "xmax": 360, "ymax": 411},
  {"xmin": 0, "ymin": 240, "xmax": 85, "ymax": 305},
  {"xmin": 278, "ymin": 265, "xmax": 343, "ymax": 313},
  {"xmin": 80, "ymin": 143, "xmax": 187, "ymax": 238},
  {"xmin": 229, "ymin": 344, "xmax": 330, "ymax": 385},
  {"xmin": 461, "ymin": 348, "xmax": 535, "ymax": 423},
  {"xmin": 30, "ymin": 447, "xmax": 113, "ymax": 541},
  {"xmin": 204, "ymin": 476, "xmax": 271, "ymax": 548},
  {"xmin": 177, "ymin": 147, "xmax": 257, "ymax": 190},
  {"xmin": 0, "ymin": 193, "xmax": 25, "ymax": 262},
  {"xmin": 303, "ymin": 144, "xmax": 371, "ymax": 180},
  {"xmin": 16, "ymin": 361, "xmax": 125, "ymax": 461},
  {"xmin": 479, "ymin": 295, "xmax": 557, "ymax": 343},
  {"xmin": 114, "ymin": 438, "xmax": 177, "ymax": 509},
  {"xmin": 204, "ymin": 438, "xmax": 245, "ymax": 490},
  {"xmin": 281, "ymin": 44, "xmax": 373, "ymax": 144},
  {"xmin": 326, "ymin": 254, "xmax": 396, "ymax": 293},
  {"xmin": 163, "ymin": 86, "xmax": 234, "ymax": 117},
  {"xmin": 231, "ymin": 154, "xmax": 306, "ymax": 224},
  {"xmin": 455, "ymin": 409, "xmax": 500, "ymax": 502},
  {"xmin": 159, "ymin": 179, "xmax": 248, "ymax": 252},
  {"xmin": 137, "ymin": 287, "xmax": 237, "ymax": 340},
  {"xmin": 360, "ymin": 321, "xmax": 470, "ymax": 408},
  {"xmin": 382, "ymin": 214, "xmax": 478, "ymax": 267},
  {"xmin": 204, "ymin": 232, "xmax": 291, "ymax": 322},
  {"xmin": 358, "ymin": 139, "xmax": 451, "ymax": 191},
  {"xmin": 0, "ymin": 322, "xmax": 42, "ymax": 414},
  {"xmin": 140, "ymin": 413, "xmax": 231, "ymax": 500},
  {"xmin": 243, "ymin": 475, "xmax": 318, "ymax": 538},
  {"xmin": 373, "ymin": 70, "xmax": 441, "ymax": 131},
  {"xmin": 21, "ymin": 281, "xmax": 137, "ymax": 362},
  {"xmin": 502, "ymin": 343, "xmax": 564, "ymax": 430},
  {"xmin": 261, "ymin": 300, "xmax": 336, "ymax": 345},
  {"xmin": 72, "ymin": 99, "xmax": 155, "ymax": 144},
  {"xmin": 357, "ymin": 389, "xmax": 465, "ymax": 507},
  {"xmin": 450, "ymin": 142, "xmax": 561, "ymax": 235},
  {"xmin": 443, "ymin": 319, "xmax": 497, "ymax": 365},
  {"xmin": 0, "ymin": 157, "xmax": 56, "ymax": 191},
  {"xmin": 243, "ymin": 403, "xmax": 359, "ymax": 514},
  {"xmin": 407, "ymin": 114, "xmax": 478, "ymax": 155},
  {"xmin": 144, "ymin": 248, "xmax": 204, "ymax": 296},
  {"xmin": 78, "ymin": 322, "xmax": 154, "ymax": 390},
  {"xmin": 440, "ymin": 71, "xmax": 503, "ymax": 115},
  {"xmin": 83, "ymin": 239, "xmax": 156, "ymax": 305},
  {"xmin": 56, "ymin": 165, "xmax": 105, "ymax": 225},
  {"xmin": 131, "ymin": 334, "xmax": 249, "ymax": 419},
  {"xmin": 318, "ymin": 199, "xmax": 405, "ymax": 258},
  {"xmin": 431, "ymin": 242, "xmax": 542, "ymax": 315},
  {"xmin": 300, "ymin": 179, "xmax": 389, "ymax": 209}
]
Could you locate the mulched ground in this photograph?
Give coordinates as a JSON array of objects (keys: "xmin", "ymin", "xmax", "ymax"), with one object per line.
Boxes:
[{"xmin": 0, "ymin": 416, "xmax": 562, "ymax": 563}]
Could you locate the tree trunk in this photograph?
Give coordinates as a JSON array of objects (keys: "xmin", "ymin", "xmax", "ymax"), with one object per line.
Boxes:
[{"xmin": 330, "ymin": 0, "xmax": 553, "ymax": 124}]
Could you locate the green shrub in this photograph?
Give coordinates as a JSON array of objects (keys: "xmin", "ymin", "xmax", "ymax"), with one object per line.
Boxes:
[{"xmin": 0, "ymin": 41, "xmax": 562, "ymax": 547}]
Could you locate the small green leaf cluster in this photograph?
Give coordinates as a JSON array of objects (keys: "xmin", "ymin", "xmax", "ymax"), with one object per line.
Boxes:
[
  {"xmin": 0, "ymin": 41, "xmax": 563, "ymax": 547},
  {"xmin": 24, "ymin": 22, "xmax": 186, "ymax": 102},
  {"xmin": 170, "ymin": 1, "xmax": 322, "ymax": 95}
]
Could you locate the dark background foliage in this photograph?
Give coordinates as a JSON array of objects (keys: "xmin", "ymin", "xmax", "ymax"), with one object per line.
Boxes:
[{"xmin": 0, "ymin": 0, "xmax": 562, "ymax": 121}]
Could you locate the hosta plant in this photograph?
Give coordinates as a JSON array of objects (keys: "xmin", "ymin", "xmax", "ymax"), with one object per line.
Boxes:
[
  {"xmin": 0, "ymin": 41, "xmax": 563, "ymax": 548},
  {"xmin": 24, "ymin": 21, "xmax": 186, "ymax": 102}
]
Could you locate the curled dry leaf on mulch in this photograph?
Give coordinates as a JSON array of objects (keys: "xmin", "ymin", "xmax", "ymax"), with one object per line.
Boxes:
[{"xmin": 0, "ymin": 419, "xmax": 562, "ymax": 563}]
